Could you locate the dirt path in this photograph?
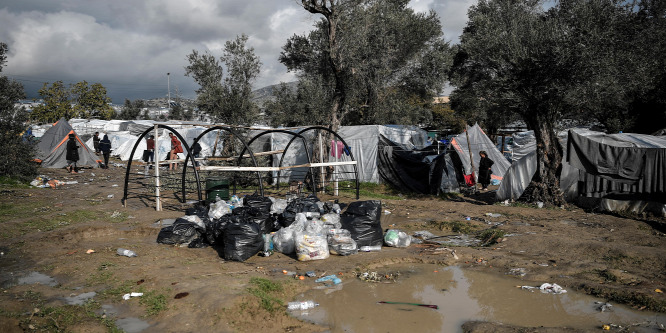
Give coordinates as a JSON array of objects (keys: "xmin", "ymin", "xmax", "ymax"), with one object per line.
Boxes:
[{"xmin": 0, "ymin": 164, "xmax": 664, "ymax": 332}]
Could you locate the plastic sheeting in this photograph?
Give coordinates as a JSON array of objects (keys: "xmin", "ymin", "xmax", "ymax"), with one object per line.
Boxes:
[
  {"xmin": 377, "ymin": 135, "xmax": 459, "ymax": 194},
  {"xmin": 450, "ymin": 123, "xmax": 510, "ymax": 182}
]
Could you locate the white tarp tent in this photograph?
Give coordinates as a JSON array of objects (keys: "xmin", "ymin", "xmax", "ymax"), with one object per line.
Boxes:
[{"xmin": 450, "ymin": 123, "xmax": 510, "ymax": 182}]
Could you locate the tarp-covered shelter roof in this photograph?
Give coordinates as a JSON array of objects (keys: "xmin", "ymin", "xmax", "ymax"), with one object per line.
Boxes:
[{"xmin": 36, "ymin": 118, "xmax": 100, "ymax": 168}]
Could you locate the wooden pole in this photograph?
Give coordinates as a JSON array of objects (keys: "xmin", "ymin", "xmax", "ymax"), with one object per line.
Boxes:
[{"xmin": 154, "ymin": 125, "xmax": 162, "ymax": 211}]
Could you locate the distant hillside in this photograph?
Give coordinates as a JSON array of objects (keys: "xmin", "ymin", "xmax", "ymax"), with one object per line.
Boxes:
[{"xmin": 251, "ymin": 81, "xmax": 298, "ymax": 108}]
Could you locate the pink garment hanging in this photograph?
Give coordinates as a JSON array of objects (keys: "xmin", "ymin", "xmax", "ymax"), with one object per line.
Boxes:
[{"xmin": 330, "ymin": 140, "xmax": 344, "ymax": 158}]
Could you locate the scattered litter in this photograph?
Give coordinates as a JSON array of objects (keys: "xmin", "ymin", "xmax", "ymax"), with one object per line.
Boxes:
[
  {"xmin": 384, "ymin": 210, "xmax": 391, "ymax": 215},
  {"xmin": 91, "ymin": 173, "xmax": 95, "ymax": 177},
  {"xmin": 86, "ymin": 249, "xmax": 95, "ymax": 254},
  {"xmin": 287, "ymin": 300, "xmax": 318, "ymax": 310},
  {"xmin": 108, "ymin": 194, "xmax": 114, "ymax": 198},
  {"xmin": 656, "ymin": 289, "xmax": 663, "ymax": 293},
  {"xmin": 536, "ymin": 201, "xmax": 544, "ymax": 208},
  {"xmin": 305, "ymin": 271, "xmax": 316, "ymax": 277},
  {"xmin": 359, "ymin": 245, "xmax": 381, "ymax": 252},
  {"xmin": 595, "ymin": 301, "xmax": 613, "ymax": 312},
  {"xmin": 116, "ymin": 248, "xmax": 137, "ymax": 257},
  {"xmin": 315, "ymin": 274, "xmax": 342, "ymax": 285},
  {"xmin": 122, "ymin": 292, "xmax": 143, "ymax": 300},
  {"xmin": 502, "ymin": 199, "xmax": 510, "ymax": 206},
  {"xmin": 520, "ymin": 283, "xmax": 567, "ymax": 294},
  {"xmin": 465, "ymin": 216, "xmax": 471, "ymax": 220},
  {"xmin": 110, "ymin": 211, "xmax": 122, "ymax": 218},
  {"xmin": 356, "ymin": 271, "xmax": 400, "ymax": 283},
  {"xmin": 378, "ymin": 301, "xmax": 438, "ymax": 310},
  {"xmin": 412, "ymin": 230, "xmax": 437, "ymax": 240},
  {"xmin": 282, "ymin": 270, "xmax": 296, "ymax": 276},
  {"xmin": 507, "ymin": 268, "xmax": 526, "ymax": 277},
  {"xmin": 384, "ymin": 229, "xmax": 411, "ymax": 247},
  {"xmin": 485, "ymin": 213, "xmax": 502, "ymax": 218},
  {"xmin": 112, "ymin": 184, "xmax": 119, "ymax": 187}
]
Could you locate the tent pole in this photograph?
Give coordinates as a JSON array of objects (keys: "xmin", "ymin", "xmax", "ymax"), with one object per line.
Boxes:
[
  {"xmin": 465, "ymin": 126, "xmax": 475, "ymax": 183},
  {"xmin": 319, "ymin": 132, "xmax": 324, "ymax": 194},
  {"xmin": 154, "ymin": 124, "xmax": 161, "ymax": 211}
]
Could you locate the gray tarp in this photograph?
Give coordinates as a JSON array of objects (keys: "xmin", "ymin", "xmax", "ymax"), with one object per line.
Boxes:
[
  {"xmin": 567, "ymin": 129, "xmax": 666, "ymax": 195},
  {"xmin": 450, "ymin": 123, "xmax": 510, "ymax": 181}
]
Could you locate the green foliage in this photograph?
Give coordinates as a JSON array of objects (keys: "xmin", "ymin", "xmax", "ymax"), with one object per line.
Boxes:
[
  {"xmin": 276, "ymin": 0, "xmax": 452, "ymax": 127},
  {"xmin": 477, "ymin": 228, "xmax": 505, "ymax": 246},
  {"xmin": 118, "ymin": 98, "xmax": 145, "ymax": 120},
  {"xmin": 428, "ymin": 220, "xmax": 477, "ymax": 234},
  {"xmin": 0, "ymin": 42, "xmax": 38, "ymax": 182},
  {"xmin": 185, "ymin": 34, "xmax": 261, "ymax": 125},
  {"xmin": 246, "ymin": 277, "xmax": 284, "ymax": 314},
  {"xmin": 31, "ymin": 80, "xmax": 114, "ymax": 122}
]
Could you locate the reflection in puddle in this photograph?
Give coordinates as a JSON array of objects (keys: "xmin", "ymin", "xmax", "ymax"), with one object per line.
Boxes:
[
  {"xmin": 293, "ymin": 265, "xmax": 666, "ymax": 332},
  {"xmin": 115, "ymin": 317, "xmax": 150, "ymax": 333},
  {"xmin": 63, "ymin": 291, "xmax": 96, "ymax": 305},
  {"xmin": 1, "ymin": 271, "xmax": 58, "ymax": 288}
]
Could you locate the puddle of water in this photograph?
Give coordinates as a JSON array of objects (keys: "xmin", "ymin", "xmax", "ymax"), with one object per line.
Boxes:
[
  {"xmin": 115, "ymin": 317, "xmax": 150, "ymax": 333},
  {"xmin": 293, "ymin": 265, "xmax": 666, "ymax": 332},
  {"xmin": 1, "ymin": 271, "xmax": 58, "ymax": 288},
  {"xmin": 63, "ymin": 291, "xmax": 96, "ymax": 305}
]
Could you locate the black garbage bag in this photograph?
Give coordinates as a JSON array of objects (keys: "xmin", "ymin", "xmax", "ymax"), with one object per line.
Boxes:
[
  {"xmin": 157, "ymin": 218, "xmax": 204, "ymax": 246},
  {"xmin": 204, "ymin": 215, "xmax": 244, "ymax": 246},
  {"xmin": 185, "ymin": 203, "xmax": 209, "ymax": 220},
  {"xmin": 243, "ymin": 194, "xmax": 273, "ymax": 214},
  {"xmin": 233, "ymin": 206, "xmax": 274, "ymax": 234},
  {"xmin": 279, "ymin": 195, "xmax": 320, "ymax": 227},
  {"xmin": 340, "ymin": 200, "xmax": 383, "ymax": 247},
  {"xmin": 223, "ymin": 221, "xmax": 264, "ymax": 262}
]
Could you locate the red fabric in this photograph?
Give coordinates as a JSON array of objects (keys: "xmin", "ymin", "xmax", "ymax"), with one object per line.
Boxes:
[
  {"xmin": 171, "ymin": 136, "xmax": 183, "ymax": 153},
  {"xmin": 464, "ymin": 173, "xmax": 476, "ymax": 187}
]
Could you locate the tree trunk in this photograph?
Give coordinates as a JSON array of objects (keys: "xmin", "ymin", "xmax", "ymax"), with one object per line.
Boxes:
[{"xmin": 520, "ymin": 111, "xmax": 566, "ymax": 206}]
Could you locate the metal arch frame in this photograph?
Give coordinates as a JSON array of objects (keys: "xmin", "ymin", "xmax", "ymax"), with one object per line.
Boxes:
[
  {"xmin": 238, "ymin": 129, "xmax": 318, "ymax": 197},
  {"xmin": 122, "ymin": 124, "xmax": 202, "ymax": 206},
  {"xmin": 276, "ymin": 126, "xmax": 359, "ymax": 199},
  {"xmin": 185, "ymin": 125, "xmax": 264, "ymax": 198}
]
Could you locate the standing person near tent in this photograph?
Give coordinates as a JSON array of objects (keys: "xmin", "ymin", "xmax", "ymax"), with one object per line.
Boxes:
[
  {"xmin": 168, "ymin": 132, "xmax": 183, "ymax": 171},
  {"xmin": 478, "ymin": 150, "xmax": 494, "ymax": 191},
  {"xmin": 93, "ymin": 132, "xmax": 101, "ymax": 154},
  {"xmin": 143, "ymin": 135, "xmax": 155, "ymax": 163},
  {"xmin": 66, "ymin": 133, "xmax": 79, "ymax": 173},
  {"xmin": 99, "ymin": 134, "xmax": 112, "ymax": 169}
]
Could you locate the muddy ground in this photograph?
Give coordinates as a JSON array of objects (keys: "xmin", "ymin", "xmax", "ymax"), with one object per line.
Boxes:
[{"xmin": 0, "ymin": 163, "xmax": 665, "ymax": 333}]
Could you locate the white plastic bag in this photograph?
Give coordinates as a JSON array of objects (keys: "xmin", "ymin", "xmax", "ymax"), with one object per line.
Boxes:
[
  {"xmin": 296, "ymin": 232, "xmax": 329, "ymax": 261},
  {"xmin": 208, "ymin": 200, "xmax": 231, "ymax": 219},
  {"xmin": 384, "ymin": 229, "xmax": 411, "ymax": 248}
]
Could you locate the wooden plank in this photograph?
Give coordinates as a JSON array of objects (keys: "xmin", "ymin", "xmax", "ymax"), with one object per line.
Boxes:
[{"xmin": 207, "ymin": 150, "xmax": 285, "ymax": 161}]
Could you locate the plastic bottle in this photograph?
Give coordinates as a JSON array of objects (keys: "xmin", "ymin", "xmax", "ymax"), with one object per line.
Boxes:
[
  {"xmin": 116, "ymin": 248, "xmax": 137, "ymax": 257},
  {"xmin": 359, "ymin": 245, "xmax": 382, "ymax": 252},
  {"xmin": 287, "ymin": 301, "xmax": 318, "ymax": 310}
]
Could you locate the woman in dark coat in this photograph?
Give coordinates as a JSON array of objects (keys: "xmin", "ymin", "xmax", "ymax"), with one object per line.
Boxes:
[
  {"xmin": 99, "ymin": 134, "xmax": 112, "ymax": 169},
  {"xmin": 478, "ymin": 150, "xmax": 494, "ymax": 191},
  {"xmin": 66, "ymin": 133, "xmax": 79, "ymax": 173}
]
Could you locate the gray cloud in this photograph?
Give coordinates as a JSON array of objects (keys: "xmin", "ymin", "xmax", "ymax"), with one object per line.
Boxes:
[{"xmin": 1, "ymin": 0, "xmax": 473, "ymax": 103}]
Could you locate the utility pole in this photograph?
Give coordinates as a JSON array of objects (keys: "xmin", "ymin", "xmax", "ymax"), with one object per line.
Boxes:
[{"xmin": 167, "ymin": 72, "xmax": 171, "ymax": 118}]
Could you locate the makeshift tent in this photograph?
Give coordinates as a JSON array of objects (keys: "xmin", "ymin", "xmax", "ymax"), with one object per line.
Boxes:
[
  {"xmin": 35, "ymin": 118, "xmax": 101, "ymax": 168},
  {"xmin": 377, "ymin": 135, "xmax": 459, "ymax": 194},
  {"xmin": 449, "ymin": 123, "xmax": 510, "ymax": 183},
  {"xmin": 495, "ymin": 130, "xmax": 578, "ymax": 202}
]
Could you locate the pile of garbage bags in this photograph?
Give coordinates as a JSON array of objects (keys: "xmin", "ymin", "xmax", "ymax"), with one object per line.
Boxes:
[{"xmin": 157, "ymin": 195, "xmax": 410, "ymax": 262}]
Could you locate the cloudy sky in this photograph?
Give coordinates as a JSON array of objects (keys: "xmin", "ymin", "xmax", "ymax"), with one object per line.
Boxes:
[{"xmin": 1, "ymin": 0, "xmax": 476, "ymax": 103}]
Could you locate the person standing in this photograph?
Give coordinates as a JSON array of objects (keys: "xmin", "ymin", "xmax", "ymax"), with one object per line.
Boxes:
[
  {"xmin": 93, "ymin": 132, "xmax": 101, "ymax": 154},
  {"xmin": 66, "ymin": 133, "xmax": 79, "ymax": 173},
  {"xmin": 99, "ymin": 134, "xmax": 112, "ymax": 169},
  {"xmin": 478, "ymin": 150, "xmax": 494, "ymax": 191},
  {"xmin": 169, "ymin": 132, "xmax": 183, "ymax": 171},
  {"xmin": 144, "ymin": 135, "xmax": 155, "ymax": 163}
]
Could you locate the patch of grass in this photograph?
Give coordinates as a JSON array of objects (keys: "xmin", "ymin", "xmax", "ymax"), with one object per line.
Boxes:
[
  {"xmin": 21, "ymin": 209, "xmax": 99, "ymax": 234},
  {"xmin": 0, "ymin": 177, "xmax": 32, "ymax": 188},
  {"xmin": 0, "ymin": 201, "xmax": 42, "ymax": 218},
  {"xmin": 246, "ymin": 277, "xmax": 284, "ymax": 314},
  {"xmin": 139, "ymin": 290, "xmax": 169, "ymax": 316},
  {"xmin": 477, "ymin": 228, "xmax": 506, "ymax": 246},
  {"xmin": 99, "ymin": 280, "xmax": 136, "ymax": 299}
]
